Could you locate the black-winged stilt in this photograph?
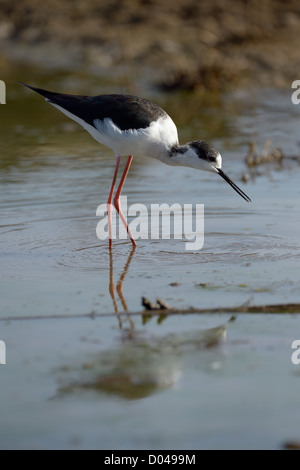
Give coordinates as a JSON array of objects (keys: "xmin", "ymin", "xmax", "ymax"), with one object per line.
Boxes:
[{"xmin": 19, "ymin": 83, "xmax": 251, "ymax": 247}]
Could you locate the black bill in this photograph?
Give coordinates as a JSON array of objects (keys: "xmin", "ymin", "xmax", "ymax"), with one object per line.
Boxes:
[{"xmin": 218, "ymin": 169, "xmax": 251, "ymax": 202}]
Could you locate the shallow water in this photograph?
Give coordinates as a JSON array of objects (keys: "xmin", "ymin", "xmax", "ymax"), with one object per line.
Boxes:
[{"xmin": 1, "ymin": 76, "xmax": 300, "ymax": 449}]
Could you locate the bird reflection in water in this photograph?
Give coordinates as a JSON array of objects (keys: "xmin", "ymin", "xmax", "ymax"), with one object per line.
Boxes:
[{"xmin": 109, "ymin": 245, "xmax": 136, "ymax": 332}]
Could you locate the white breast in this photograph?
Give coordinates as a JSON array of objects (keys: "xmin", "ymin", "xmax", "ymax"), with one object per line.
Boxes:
[{"xmin": 93, "ymin": 114, "xmax": 179, "ymax": 161}]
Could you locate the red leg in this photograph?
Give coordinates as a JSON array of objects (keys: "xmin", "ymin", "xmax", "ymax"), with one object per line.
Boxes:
[
  {"xmin": 107, "ymin": 156, "xmax": 121, "ymax": 250},
  {"xmin": 108, "ymin": 156, "xmax": 121, "ymax": 205},
  {"xmin": 114, "ymin": 155, "xmax": 137, "ymax": 246}
]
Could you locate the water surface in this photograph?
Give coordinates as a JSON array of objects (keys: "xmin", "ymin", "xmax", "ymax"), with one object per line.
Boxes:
[{"xmin": 1, "ymin": 76, "xmax": 300, "ymax": 449}]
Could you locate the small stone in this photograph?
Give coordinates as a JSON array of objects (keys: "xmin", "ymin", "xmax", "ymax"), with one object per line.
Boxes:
[{"xmin": 156, "ymin": 299, "xmax": 172, "ymax": 310}]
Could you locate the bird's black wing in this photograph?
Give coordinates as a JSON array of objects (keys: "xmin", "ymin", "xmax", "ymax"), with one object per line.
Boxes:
[{"xmin": 19, "ymin": 83, "xmax": 167, "ymax": 131}]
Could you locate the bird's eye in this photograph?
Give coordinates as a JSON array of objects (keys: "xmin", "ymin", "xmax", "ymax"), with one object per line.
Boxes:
[{"xmin": 208, "ymin": 156, "xmax": 216, "ymax": 162}]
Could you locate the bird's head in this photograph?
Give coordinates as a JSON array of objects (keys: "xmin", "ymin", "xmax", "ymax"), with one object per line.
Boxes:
[
  {"xmin": 186, "ymin": 141, "xmax": 251, "ymax": 202},
  {"xmin": 188, "ymin": 141, "xmax": 222, "ymax": 173}
]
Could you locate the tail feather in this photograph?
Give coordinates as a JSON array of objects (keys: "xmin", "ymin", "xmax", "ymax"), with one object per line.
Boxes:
[
  {"xmin": 17, "ymin": 82, "xmax": 66, "ymax": 102},
  {"xmin": 18, "ymin": 82, "xmax": 99, "ymax": 127}
]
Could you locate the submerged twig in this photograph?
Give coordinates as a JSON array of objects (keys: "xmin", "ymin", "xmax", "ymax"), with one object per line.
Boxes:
[{"xmin": 0, "ymin": 303, "xmax": 299, "ymax": 322}]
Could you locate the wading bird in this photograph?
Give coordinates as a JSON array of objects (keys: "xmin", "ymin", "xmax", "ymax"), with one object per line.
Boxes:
[{"xmin": 19, "ymin": 83, "xmax": 251, "ymax": 247}]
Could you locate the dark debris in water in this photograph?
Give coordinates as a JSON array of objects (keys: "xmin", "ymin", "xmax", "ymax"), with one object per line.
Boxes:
[
  {"xmin": 245, "ymin": 140, "xmax": 300, "ymax": 167},
  {"xmin": 241, "ymin": 140, "xmax": 300, "ymax": 183},
  {"xmin": 282, "ymin": 441, "xmax": 300, "ymax": 450},
  {"xmin": 142, "ymin": 297, "xmax": 172, "ymax": 311}
]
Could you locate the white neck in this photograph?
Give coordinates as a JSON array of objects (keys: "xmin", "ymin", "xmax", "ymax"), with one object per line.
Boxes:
[{"xmin": 167, "ymin": 144, "xmax": 198, "ymax": 168}]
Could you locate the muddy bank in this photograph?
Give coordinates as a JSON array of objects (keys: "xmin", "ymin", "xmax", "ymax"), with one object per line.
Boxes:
[{"xmin": 1, "ymin": 0, "xmax": 300, "ymax": 90}]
